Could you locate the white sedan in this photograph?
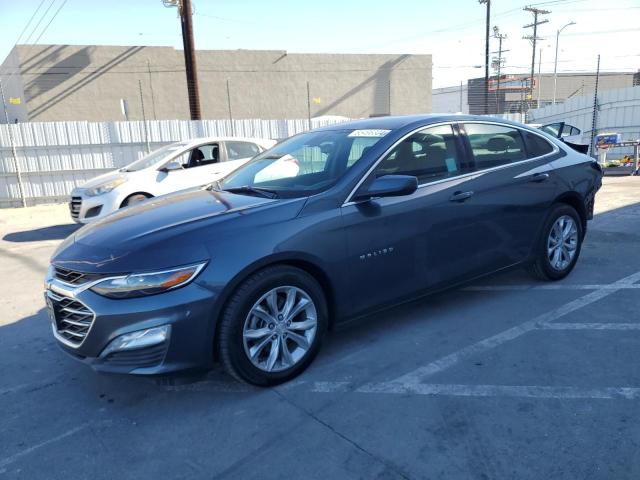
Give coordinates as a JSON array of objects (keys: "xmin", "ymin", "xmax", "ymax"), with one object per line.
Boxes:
[{"xmin": 69, "ymin": 137, "xmax": 276, "ymax": 224}]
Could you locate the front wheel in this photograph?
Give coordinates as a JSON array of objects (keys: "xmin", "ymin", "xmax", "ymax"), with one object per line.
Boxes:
[
  {"xmin": 218, "ymin": 265, "xmax": 328, "ymax": 386},
  {"xmin": 529, "ymin": 204, "xmax": 583, "ymax": 281}
]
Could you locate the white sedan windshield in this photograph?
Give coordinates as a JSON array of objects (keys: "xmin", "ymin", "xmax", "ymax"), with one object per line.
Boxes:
[{"xmin": 123, "ymin": 143, "xmax": 186, "ymax": 172}]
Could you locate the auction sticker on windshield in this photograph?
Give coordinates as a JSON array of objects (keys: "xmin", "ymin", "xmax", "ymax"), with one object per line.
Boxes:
[{"xmin": 348, "ymin": 129, "xmax": 391, "ymax": 137}]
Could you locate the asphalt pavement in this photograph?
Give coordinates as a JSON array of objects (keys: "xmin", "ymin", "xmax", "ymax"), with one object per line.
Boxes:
[{"xmin": 1, "ymin": 177, "xmax": 639, "ymax": 480}]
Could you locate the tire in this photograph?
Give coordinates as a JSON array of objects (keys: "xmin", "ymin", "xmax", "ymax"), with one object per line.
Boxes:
[
  {"xmin": 218, "ymin": 265, "xmax": 328, "ymax": 386},
  {"xmin": 528, "ymin": 203, "xmax": 583, "ymax": 281},
  {"xmin": 121, "ymin": 193, "xmax": 151, "ymax": 208}
]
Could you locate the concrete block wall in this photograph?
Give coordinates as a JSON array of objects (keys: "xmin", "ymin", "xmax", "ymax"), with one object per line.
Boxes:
[{"xmin": 2, "ymin": 45, "xmax": 432, "ymax": 123}]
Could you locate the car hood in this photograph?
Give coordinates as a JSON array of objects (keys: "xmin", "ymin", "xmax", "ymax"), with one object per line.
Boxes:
[
  {"xmin": 76, "ymin": 171, "xmax": 127, "ymax": 190},
  {"xmin": 52, "ymin": 188, "xmax": 303, "ymax": 273}
]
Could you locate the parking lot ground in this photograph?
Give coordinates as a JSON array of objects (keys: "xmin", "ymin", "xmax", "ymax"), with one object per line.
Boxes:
[{"xmin": 1, "ymin": 176, "xmax": 639, "ymax": 479}]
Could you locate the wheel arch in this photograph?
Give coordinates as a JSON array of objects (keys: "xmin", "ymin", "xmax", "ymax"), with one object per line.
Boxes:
[
  {"xmin": 210, "ymin": 254, "xmax": 338, "ymax": 360},
  {"xmin": 119, "ymin": 191, "xmax": 153, "ymax": 208},
  {"xmin": 553, "ymin": 191, "xmax": 587, "ymax": 235}
]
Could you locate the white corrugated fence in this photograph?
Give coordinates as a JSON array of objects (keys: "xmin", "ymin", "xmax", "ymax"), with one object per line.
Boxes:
[{"xmin": 0, "ymin": 117, "xmax": 350, "ymax": 207}]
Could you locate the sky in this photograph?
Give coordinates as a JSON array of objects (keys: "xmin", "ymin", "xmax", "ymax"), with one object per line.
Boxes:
[{"xmin": 0, "ymin": 0, "xmax": 638, "ymax": 88}]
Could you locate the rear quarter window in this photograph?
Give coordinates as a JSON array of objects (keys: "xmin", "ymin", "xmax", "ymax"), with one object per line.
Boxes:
[
  {"xmin": 523, "ymin": 131, "xmax": 554, "ymax": 158},
  {"xmin": 226, "ymin": 141, "xmax": 262, "ymax": 160},
  {"xmin": 464, "ymin": 123, "xmax": 527, "ymax": 170}
]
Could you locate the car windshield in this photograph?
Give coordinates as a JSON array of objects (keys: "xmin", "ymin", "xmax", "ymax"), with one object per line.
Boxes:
[
  {"xmin": 218, "ymin": 129, "xmax": 388, "ymax": 198},
  {"xmin": 122, "ymin": 142, "xmax": 187, "ymax": 172}
]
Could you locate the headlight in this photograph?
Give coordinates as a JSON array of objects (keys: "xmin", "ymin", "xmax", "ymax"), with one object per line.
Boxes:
[
  {"xmin": 85, "ymin": 177, "xmax": 127, "ymax": 197},
  {"xmin": 90, "ymin": 263, "xmax": 206, "ymax": 299}
]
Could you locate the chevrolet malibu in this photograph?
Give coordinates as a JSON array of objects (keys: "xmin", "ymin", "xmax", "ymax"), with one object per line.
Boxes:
[{"xmin": 45, "ymin": 115, "xmax": 602, "ymax": 385}]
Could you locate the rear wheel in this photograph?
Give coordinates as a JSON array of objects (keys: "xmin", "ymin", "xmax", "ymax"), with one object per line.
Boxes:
[
  {"xmin": 529, "ymin": 204, "xmax": 583, "ymax": 281},
  {"xmin": 218, "ymin": 265, "xmax": 327, "ymax": 386}
]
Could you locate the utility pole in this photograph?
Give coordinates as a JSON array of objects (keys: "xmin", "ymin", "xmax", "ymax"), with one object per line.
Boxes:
[
  {"xmin": 523, "ymin": 6, "xmax": 549, "ymax": 112},
  {"xmin": 0, "ymin": 80, "xmax": 26, "ymax": 207},
  {"xmin": 306, "ymin": 81, "xmax": 312, "ymax": 130},
  {"xmin": 479, "ymin": 0, "xmax": 491, "ymax": 114},
  {"xmin": 147, "ymin": 60, "xmax": 158, "ymax": 120},
  {"xmin": 492, "ymin": 26, "xmax": 508, "ymax": 114},
  {"xmin": 163, "ymin": 0, "xmax": 201, "ymax": 120},
  {"xmin": 226, "ymin": 79, "xmax": 234, "ymax": 136},
  {"xmin": 138, "ymin": 80, "xmax": 150, "ymax": 153},
  {"xmin": 590, "ymin": 54, "xmax": 601, "ymax": 158}
]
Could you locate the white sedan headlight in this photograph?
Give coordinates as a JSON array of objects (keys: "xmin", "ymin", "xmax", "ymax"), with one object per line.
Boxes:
[
  {"xmin": 85, "ymin": 177, "xmax": 127, "ymax": 197},
  {"xmin": 90, "ymin": 263, "xmax": 206, "ymax": 299}
]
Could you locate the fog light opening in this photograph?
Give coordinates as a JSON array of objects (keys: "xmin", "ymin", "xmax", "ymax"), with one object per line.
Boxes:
[{"xmin": 100, "ymin": 325, "xmax": 170, "ymax": 357}]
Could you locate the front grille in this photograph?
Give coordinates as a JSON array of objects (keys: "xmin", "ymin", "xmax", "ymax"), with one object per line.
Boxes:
[
  {"xmin": 48, "ymin": 291, "xmax": 95, "ymax": 346},
  {"xmin": 69, "ymin": 196, "xmax": 82, "ymax": 219},
  {"xmin": 54, "ymin": 266, "xmax": 104, "ymax": 286}
]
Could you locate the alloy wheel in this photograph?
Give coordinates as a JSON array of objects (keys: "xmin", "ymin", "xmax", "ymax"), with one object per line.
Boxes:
[
  {"xmin": 547, "ymin": 215, "xmax": 578, "ymax": 271},
  {"xmin": 242, "ymin": 286, "xmax": 317, "ymax": 372}
]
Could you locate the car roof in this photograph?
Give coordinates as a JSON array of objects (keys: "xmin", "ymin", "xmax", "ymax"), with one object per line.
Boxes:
[
  {"xmin": 312, "ymin": 114, "xmax": 532, "ymax": 132},
  {"xmin": 178, "ymin": 136, "xmax": 272, "ymax": 146}
]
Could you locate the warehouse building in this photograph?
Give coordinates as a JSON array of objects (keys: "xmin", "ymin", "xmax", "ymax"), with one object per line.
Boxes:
[
  {"xmin": 433, "ymin": 71, "xmax": 638, "ymax": 116},
  {"xmin": 0, "ymin": 45, "xmax": 432, "ymax": 123}
]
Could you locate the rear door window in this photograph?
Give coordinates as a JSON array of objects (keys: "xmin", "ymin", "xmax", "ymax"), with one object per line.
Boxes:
[{"xmin": 463, "ymin": 123, "xmax": 527, "ymax": 170}]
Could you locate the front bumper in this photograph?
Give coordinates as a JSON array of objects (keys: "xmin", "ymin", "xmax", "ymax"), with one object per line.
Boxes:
[
  {"xmin": 69, "ymin": 189, "xmax": 120, "ymax": 224},
  {"xmin": 45, "ymin": 275, "xmax": 217, "ymax": 375}
]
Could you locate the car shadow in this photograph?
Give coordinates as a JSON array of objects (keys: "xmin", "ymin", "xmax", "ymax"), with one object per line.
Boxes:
[{"xmin": 3, "ymin": 223, "xmax": 81, "ymax": 242}]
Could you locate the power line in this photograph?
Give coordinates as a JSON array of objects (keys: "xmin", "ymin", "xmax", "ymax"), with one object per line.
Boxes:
[
  {"xmin": 0, "ymin": 0, "xmax": 46, "ymax": 78},
  {"xmin": 10, "ymin": 0, "xmax": 48, "ymax": 47},
  {"xmin": 31, "ymin": 0, "xmax": 69, "ymax": 46},
  {"xmin": 2, "ymin": 0, "xmax": 69, "ymax": 80},
  {"xmin": 21, "ymin": 0, "xmax": 58, "ymax": 46}
]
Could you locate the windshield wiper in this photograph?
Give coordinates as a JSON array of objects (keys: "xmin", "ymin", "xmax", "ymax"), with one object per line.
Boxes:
[{"xmin": 222, "ymin": 185, "xmax": 279, "ymax": 199}]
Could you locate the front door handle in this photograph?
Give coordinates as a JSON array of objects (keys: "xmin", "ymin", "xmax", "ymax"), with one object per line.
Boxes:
[
  {"xmin": 449, "ymin": 191, "xmax": 474, "ymax": 202},
  {"xmin": 529, "ymin": 172, "xmax": 550, "ymax": 183}
]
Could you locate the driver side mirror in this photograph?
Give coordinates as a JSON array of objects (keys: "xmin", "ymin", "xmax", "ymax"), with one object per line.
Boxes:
[
  {"xmin": 160, "ymin": 161, "xmax": 183, "ymax": 173},
  {"xmin": 354, "ymin": 175, "xmax": 418, "ymax": 201}
]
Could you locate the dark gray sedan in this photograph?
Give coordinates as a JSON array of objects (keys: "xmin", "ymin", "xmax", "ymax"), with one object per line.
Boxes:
[{"xmin": 45, "ymin": 115, "xmax": 602, "ymax": 385}]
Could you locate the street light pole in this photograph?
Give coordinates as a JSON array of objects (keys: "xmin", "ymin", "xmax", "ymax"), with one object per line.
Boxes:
[{"xmin": 552, "ymin": 21, "xmax": 575, "ymax": 105}]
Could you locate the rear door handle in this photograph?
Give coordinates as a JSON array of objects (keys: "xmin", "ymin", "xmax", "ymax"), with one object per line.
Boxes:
[
  {"xmin": 529, "ymin": 172, "xmax": 550, "ymax": 183},
  {"xmin": 449, "ymin": 191, "xmax": 474, "ymax": 202}
]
